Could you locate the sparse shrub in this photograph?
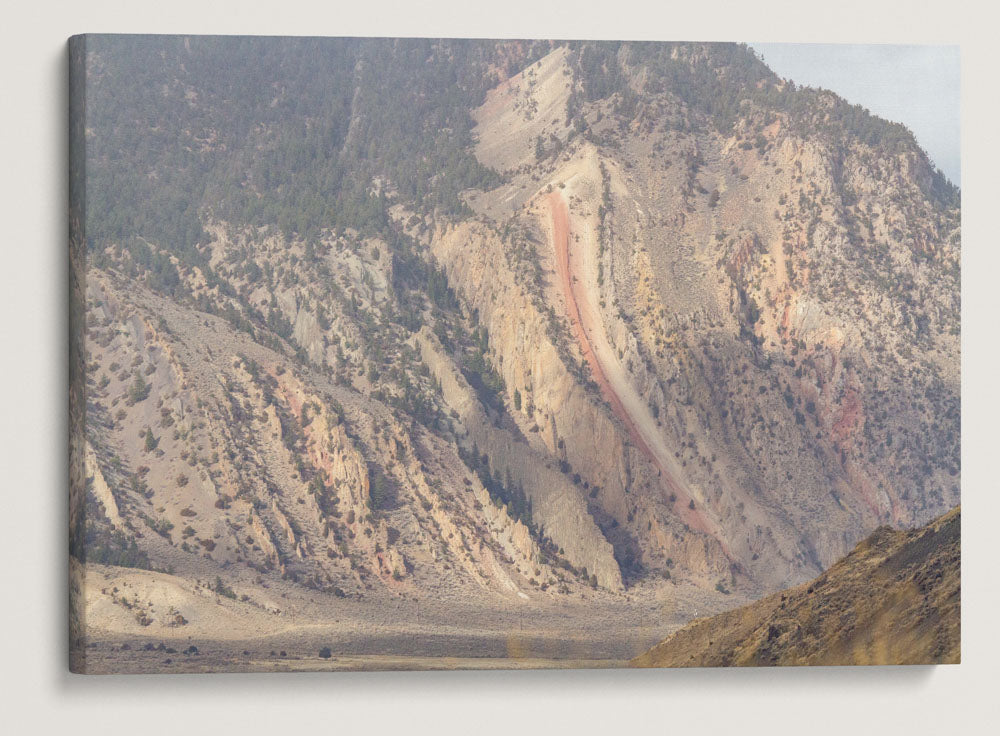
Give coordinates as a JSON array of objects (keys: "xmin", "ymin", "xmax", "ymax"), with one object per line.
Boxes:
[{"xmin": 213, "ymin": 576, "xmax": 236, "ymax": 599}]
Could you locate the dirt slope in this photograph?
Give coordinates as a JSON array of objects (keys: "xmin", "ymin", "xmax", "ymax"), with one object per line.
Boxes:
[{"xmin": 632, "ymin": 506, "xmax": 960, "ymax": 667}]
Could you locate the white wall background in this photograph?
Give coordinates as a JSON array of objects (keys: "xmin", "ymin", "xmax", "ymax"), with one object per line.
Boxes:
[{"xmin": 1, "ymin": 2, "xmax": 996, "ymax": 734}]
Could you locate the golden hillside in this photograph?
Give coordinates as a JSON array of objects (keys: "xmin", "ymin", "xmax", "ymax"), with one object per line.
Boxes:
[{"xmin": 633, "ymin": 506, "xmax": 959, "ymax": 667}]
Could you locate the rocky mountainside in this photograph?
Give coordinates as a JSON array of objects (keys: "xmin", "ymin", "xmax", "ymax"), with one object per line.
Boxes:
[
  {"xmin": 70, "ymin": 37, "xmax": 959, "ymax": 669},
  {"xmin": 633, "ymin": 506, "xmax": 960, "ymax": 667}
]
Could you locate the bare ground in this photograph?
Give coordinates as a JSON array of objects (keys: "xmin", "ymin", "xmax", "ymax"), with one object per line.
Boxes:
[{"xmin": 74, "ymin": 560, "xmax": 740, "ymax": 673}]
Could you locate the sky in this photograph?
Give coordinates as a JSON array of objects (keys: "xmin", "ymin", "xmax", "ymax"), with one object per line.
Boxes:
[{"xmin": 749, "ymin": 43, "xmax": 960, "ymax": 186}]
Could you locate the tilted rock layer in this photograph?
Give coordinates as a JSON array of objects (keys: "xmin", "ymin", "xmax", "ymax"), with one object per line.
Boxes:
[{"xmin": 71, "ymin": 39, "xmax": 958, "ymax": 667}]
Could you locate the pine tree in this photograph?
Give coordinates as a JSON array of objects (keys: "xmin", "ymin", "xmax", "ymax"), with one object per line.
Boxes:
[{"xmin": 143, "ymin": 428, "xmax": 158, "ymax": 453}]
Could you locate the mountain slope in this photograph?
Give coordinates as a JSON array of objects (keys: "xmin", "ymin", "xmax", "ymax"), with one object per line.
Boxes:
[
  {"xmin": 632, "ymin": 506, "xmax": 960, "ymax": 667},
  {"xmin": 71, "ymin": 37, "xmax": 960, "ymax": 670},
  {"xmin": 457, "ymin": 42, "xmax": 959, "ymax": 591}
]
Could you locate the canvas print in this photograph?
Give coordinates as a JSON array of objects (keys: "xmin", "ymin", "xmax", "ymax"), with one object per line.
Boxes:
[{"xmin": 69, "ymin": 36, "xmax": 960, "ymax": 673}]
